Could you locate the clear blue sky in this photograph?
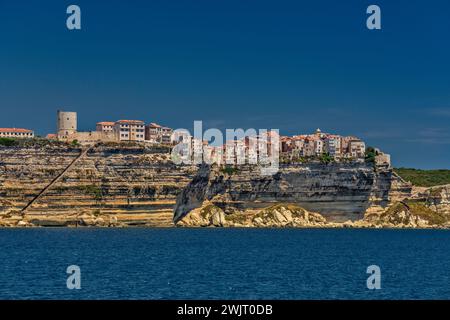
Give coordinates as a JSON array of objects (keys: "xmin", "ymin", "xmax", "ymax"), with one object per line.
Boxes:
[{"xmin": 1, "ymin": 0, "xmax": 449, "ymax": 168}]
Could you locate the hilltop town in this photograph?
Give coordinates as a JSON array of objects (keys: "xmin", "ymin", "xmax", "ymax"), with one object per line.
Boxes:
[
  {"xmin": 0, "ymin": 110, "xmax": 391, "ymax": 167},
  {"xmin": 1, "ymin": 110, "xmax": 450, "ymax": 229}
]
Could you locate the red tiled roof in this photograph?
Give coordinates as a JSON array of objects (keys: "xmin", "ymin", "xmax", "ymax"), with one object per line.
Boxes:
[
  {"xmin": 97, "ymin": 122, "xmax": 115, "ymax": 125},
  {"xmin": 0, "ymin": 128, "xmax": 33, "ymax": 133}
]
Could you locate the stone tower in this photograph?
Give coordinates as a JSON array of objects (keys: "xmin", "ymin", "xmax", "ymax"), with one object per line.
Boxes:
[{"xmin": 57, "ymin": 110, "xmax": 77, "ymax": 138}]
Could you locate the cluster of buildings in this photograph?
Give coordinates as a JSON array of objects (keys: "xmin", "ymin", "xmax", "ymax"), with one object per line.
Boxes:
[
  {"xmin": 176, "ymin": 131, "xmax": 280, "ymax": 166},
  {"xmin": 53, "ymin": 111, "xmax": 173, "ymax": 145},
  {"xmin": 180, "ymin": 129, "xmax": 369, "ymax": 166},
  {"xmin": 0, "ymin": 111, "xmax": 173, "ymax": 146},
  {"xmin": 1, "ymin": 110, "xmax": 384, "ymax": 165},
  {"xmin": 280, "ymin": 128, "xmax": 366, "ymax": 159}
]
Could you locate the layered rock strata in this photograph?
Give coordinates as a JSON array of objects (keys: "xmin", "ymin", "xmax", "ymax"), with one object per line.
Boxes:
[
  {"xmin": 0, "ymin": 143, "xmax": 196, "ymax": 226},
  {"xmin": 174, "ymin": 163, "xmax": 412, "ymax": 224}
]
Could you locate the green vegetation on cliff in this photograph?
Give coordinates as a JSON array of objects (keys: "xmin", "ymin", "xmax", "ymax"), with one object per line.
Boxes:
[
  {"xmin": 365, "ymin": 146, "xmax": 377, "ymax": 163},
  {"xmin": 220, "ymin": 165, "xmax": 240, "ymax": 175},
  {"xmin": 319, "ymin": 153, "xmax": 334, "ymax": 164},
  {"xmin": 394, "ymin": 168, "xmax": 450, "ymax": 187},
  {"xmin": 0, "ymin": 138, "xmax": 17, "ymax": 146}
]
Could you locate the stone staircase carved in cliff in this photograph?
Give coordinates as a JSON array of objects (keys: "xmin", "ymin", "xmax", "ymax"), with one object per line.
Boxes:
[
  {"xmin": 392, "ymin": 171, "xmax": 409, "ymax": 184},
  {"xmin": 20, "ymin": 145, "xmax": 94, "ymax": 214}
]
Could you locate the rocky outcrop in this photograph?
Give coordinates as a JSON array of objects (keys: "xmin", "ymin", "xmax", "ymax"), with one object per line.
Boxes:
[
  {"xmin": 364, "ymin": 201, "xmax": 448, "ymax": 228},
  {"xmin": 176, "ymin": 200, "xmax": 450, "ymax": 229},
  {"xmin": 360, "ymin": 185, "xmax": 450, "ymax": 228},
  {"xmin": 176, "ymin": 201, "xmax": 227, "ymax": 227},
  {"xmin": 177, "ymin": 202, "xmax": 328, "ymax": 228},
  {"xmin": 410, "ymin": 185, "xmax": 450, "ymax": 217},
  {"xmin": 174, "ymin": 163, "xmax": 412, "ymax": 224},
  {"xmin": 252, "ymin": 204, "xmax": 327, "ymax": 227},
  {"xmin": 0, "ymin": 210, "xmax": 126, "ymax": 227}
]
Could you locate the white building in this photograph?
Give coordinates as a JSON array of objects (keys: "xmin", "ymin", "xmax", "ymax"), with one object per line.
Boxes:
[
  {"xmin": 314, "ymin": 139, "xmax": 323, "ymax": 155},
  {"xmin": 224, "ymin": 140, "xmax": 236, "ymax": 165},
  {"xmin": 235, "ymin": 140, "xmax": 246, "ymax": 165},
  {"xmin": 191, "ymin": 138, "xmax": 204, "ymax": 164},
  {"xmin": 171, "ymin": 130, "xmax": 191, "ymax": 145}
]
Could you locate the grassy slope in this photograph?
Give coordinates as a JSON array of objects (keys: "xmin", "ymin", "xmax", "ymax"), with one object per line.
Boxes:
[
  {"xmin": 394, "ymin": 168, "xmax": 450, "ymax": 187},
  {"xmin": 381, "ymin": 201, "xmax": 446, "ymax": 225}
]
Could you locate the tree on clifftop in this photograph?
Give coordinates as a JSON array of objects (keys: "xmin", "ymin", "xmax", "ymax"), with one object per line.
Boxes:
[{"xmin": 365, "ymin": 146, "xmax": 378, "ymax": 163}]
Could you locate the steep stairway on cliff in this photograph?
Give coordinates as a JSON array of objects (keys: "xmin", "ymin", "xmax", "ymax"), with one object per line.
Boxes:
[
  {"xmin": 392, "ymin": 171, "xmax": 409, "ymax": 184},
  {"xmin": 20, "ymin": 145, "xmax": 95, "ymax": 214}
]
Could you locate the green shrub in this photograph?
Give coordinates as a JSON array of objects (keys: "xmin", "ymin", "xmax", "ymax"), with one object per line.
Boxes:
[
  {"xmin": 0, "ymin": 138, "xmax": 17, "ymax": 146},
  {"xmin": 319, "ymin": 153, "xmax": 334, "ymax": 164},
  {"xmin": 220, "ymin": 165, "xmax": 239, "ymax": 175},
  {"xmin": 365, "ymin": 146, "xmax": 377, "ymax": 163}
]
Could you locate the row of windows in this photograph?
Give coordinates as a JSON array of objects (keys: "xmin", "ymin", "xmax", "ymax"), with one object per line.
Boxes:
[
  {"xmin": 120, "ymin": 134, "xmax": 144, "ymax": 139},
  {"xmin": 119, "ymin": 124, "xmax": 144, "ymax": 128},
  {"xmin": 0, "ymin": 132, "xmax": 33, "ymax": 136}
]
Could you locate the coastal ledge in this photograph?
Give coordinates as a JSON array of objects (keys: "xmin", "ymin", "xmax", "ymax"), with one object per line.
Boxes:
[{"xmin": 175, "ymin": 197, "xmax": 450, "ymax": 229}]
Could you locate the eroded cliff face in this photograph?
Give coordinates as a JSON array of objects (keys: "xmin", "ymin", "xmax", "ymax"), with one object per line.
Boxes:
[
  {"xmin": 0, "ymin": 143, "xmax": 196, "ymax": 226},
  {"xmin": 2, "ymin": 143, "xmax": 433, "ymax": 228},
  {"xmin": 174, "ymin": 163, "xmax": 413, "ymax": 224}
]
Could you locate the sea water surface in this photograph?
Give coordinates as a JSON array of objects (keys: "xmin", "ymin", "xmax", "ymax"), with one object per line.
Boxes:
[{"xmin": 0, "ymin": 228, "xmax": 449, "ymax": 299}]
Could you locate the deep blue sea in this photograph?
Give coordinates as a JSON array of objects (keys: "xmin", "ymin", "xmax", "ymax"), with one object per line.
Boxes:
[{"xmin": 0, "ymin": 228, "xmax": 449, "ymax": 300}]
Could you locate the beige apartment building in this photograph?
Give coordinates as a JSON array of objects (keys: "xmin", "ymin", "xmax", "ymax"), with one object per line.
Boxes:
[
  {"xmin": 96, "ymin": 122, "xmax": 115, "ymax": 133},
  {"xmin": 114, "ymin": 120, "xmax": 145, "ymax": 142}
]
